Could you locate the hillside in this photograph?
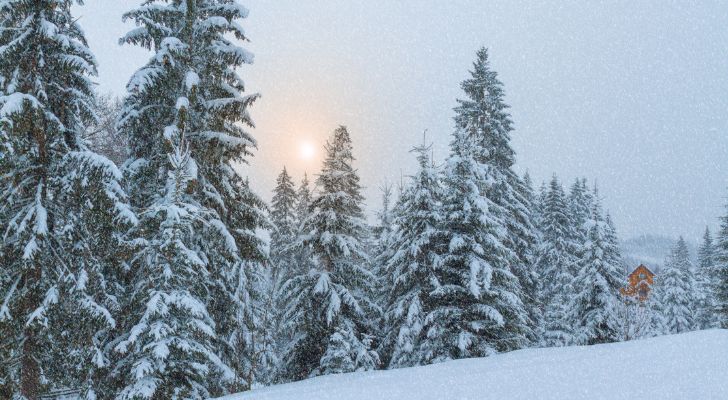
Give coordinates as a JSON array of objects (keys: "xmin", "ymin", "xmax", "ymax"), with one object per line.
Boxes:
[
  {"xmin": 621, "ymin": 234, "xmax": 698, "ymax": 273},
  {"xmin": 219, "ymin": 330, "xmax": 728, "ymax": 400}
]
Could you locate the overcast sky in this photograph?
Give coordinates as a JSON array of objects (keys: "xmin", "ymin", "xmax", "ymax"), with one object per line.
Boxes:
[{"xmin": 74, "ymin": 0, "xmax": 728, "ymax": 243}]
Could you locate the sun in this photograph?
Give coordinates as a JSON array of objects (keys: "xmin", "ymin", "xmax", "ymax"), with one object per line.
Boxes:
[{"xmin": 299, "ymin": 141, "xmax": 316, "ymax": 160}]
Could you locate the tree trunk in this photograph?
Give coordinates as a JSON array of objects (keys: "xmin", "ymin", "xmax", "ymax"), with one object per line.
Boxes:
[
  {"xmin": 20, "ymin": 332, "xmax": 39, "ymax": 400},
  {"xmin": 20, "ymin": 260, "xmax": 43, "ymax": 400}
]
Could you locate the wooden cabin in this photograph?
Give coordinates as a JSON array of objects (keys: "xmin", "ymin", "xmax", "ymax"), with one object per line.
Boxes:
[{"xmin": 620, "ymin": 264, "xmax": 655, "ymax": 301}]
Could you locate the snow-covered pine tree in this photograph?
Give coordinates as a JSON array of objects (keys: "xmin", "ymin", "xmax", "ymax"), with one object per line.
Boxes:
[
  {"xmin": 373, "ymin": 182, "xmax": 395, "ymax": 248},
  {"xmin": 256, "ymin": 167, "xmax": 297, "ymax": 385},
  {"xmin": 371, "ymin": 182, "xmax": 396, "ymax": 255},
  {"xmin": 279, "ymin": 126, "xmax": 379, "ymax": 380},
  {"xmin": 536, "ymin": 175, "xmax": 578, "ymax": 346},
  {"xmin": 0, "ymin": 1, "xmax": 135, "ymax": 398},
  {"xmin": 270, "ymin": 168, "xmax": 297, "ymax": 265},
  {"xmin": 115, "ymin": 142, "xmax": 234, "ymax": 400},
  {"xmin": 603, "ymin": 212, "xmax": 625, "ymax": 273},
  {"xmin": 380, "ymin": 144, "xmax": 444, "ymax": 368},
  {"xmin": 369, "ymin": 181, "xmax": 398, "ymax": 349},
  {"xmin": 695, "ymin": 227, "xmax": 718, "ymax": 329},
  {"xmin": 522, "ymin": 172, "xmax": 537, "ymax": 217},
  {"xmin": 532, "ymin": 180, "xmax": 548, "ymax": 231},
  {"xmin": 294, "ymin": 173, "xmax": 313, "ymax": 231},
  {"xmin": 453, "ymin": 47, "xmax": 538, "ymax": 346},
  {"xmin": 568, "ymin": 189, "xmax": 623, "ymax": 345},
  {"xmin": 286, "ymin": 173, "xmax": 314, "ymax": 287},
  {"xmin": 645, "ymin": 279, "xmax": 668, "ymax": 336},
  {"xmin": 568, "ymin": 178, "xmax": 593, "ymax": 246},
  {"xmin": 371, "ymin": 181, "xmax": 396, "ymax": 303},
  {"xmin": 714, "ymin": 202, "xmax": 728, "ymax": 328},
  {"xmin": 420, "ymin": 129, "xmax": 528, "ymax": 364},
  {"xmin": 117, "ymin": 0, "xmax": 267, "ymax": 394},
  {"xmin": 653, "ymin": 237, "xmax": 698, "ymax": 334}
]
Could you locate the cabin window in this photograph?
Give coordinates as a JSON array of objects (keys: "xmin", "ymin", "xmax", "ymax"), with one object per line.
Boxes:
[{"xmin": 639, "ymin": 273, "xmax": 646, "ymax": 280}]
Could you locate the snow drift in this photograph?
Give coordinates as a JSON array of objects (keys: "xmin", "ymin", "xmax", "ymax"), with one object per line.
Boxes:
[{"xmin": 219, "ymin": 330, "xmax": 728, "ymax": 400}]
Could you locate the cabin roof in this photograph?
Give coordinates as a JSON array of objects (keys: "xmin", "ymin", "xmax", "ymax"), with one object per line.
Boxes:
[{"xmin": 629, "ymin": 264, "xmax": 655, "ymax": 278}]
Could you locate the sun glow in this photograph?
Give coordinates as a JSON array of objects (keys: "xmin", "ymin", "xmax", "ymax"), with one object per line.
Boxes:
[{"xmin": 300, "ymin": 141, "xmax": 316, "ymax": 160}]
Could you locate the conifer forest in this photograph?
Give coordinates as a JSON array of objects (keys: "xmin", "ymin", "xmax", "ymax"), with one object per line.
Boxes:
[{"xmin": 0, "ymin": 1, "xmax": 726, "ymax": 399}]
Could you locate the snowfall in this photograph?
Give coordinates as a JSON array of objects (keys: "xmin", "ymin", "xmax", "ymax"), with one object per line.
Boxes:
[{"xmin": 218, "ymin": 330, "xmax": 728, "ymax": 400}]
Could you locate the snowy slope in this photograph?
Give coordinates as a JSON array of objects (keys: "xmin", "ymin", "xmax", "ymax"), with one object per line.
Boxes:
[{"xmin": 219, "ymin": 330, "xmax": 728, "ymax": 400}]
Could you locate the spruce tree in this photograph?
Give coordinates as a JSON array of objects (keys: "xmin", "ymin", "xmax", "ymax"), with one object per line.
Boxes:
[
  {"xmin": 536, "ymin": 175, "xmax": 578, "ymax": 346},
  {"xmin": 532, "ymin": 180, "xmax": 548, "ymax": 232},
  {"xmin": 603, "ymin": 212, "xmax": 624, "ymax": 273},
  {"xmin": 421, "ymin": 130, "xmax": 528, "ymax": 363},
  {"xmin": 714, "ymin": 202, "xmax": 728, "ymax": 328},
  {"xmin": 268, "ymin": 167, "xmax": 298, "ymax": 300},
  {"xmin": 271, "ymin": 168, "xmax": 297, "ymax": 257},
  {"xmin": 115, "ymin": 143, "xmax": 234, "ymax": 400},
  {"xmin": 0, "ymin": 1, "xmax": 134, "ymax": 398},
  {"xmin": 294, "ymin": 173, "xmax": 313, "ymax": 231},
  {"xmin": 452, "ymin": 47, "xmax": 538, "ymax": 346},
  {"xmin": 380, "ymin": 144, "xmax": 444, "ymax": 368},
  {"xmin": 373, "ymin": 182, "xmax": 395, "ymax": 246},
  {"xmin": 371, "ymin": 182, "xmax": 396, "ymax": 302},
  {"xmin": 287, "ymin": 173, "xmax": 313, "ymax": 284},
  {"xmin": 654, "ymin": 237, "xmax": 698, "ymax": 334},
  {"xmin": 279, "ymin": 126, "xmax": 379, "ymax": 380},
  {"xmin": 371, "ymin": 181, "xmax": 396, "ymax": 269},
  {"xmin": 568, "ymin": 178, "xmax": 593, "ymax": 246},
  {"xmin": 568, "ymin": 190, "xmax": 623, "ymax": 345},
  {"xmin": 117, "ymin": 0, "xmax": 266, "ymax": 395},
  {"xmin": 256, "ymin": 167, "xmax": 297, "ymax": 385},
  {"xmin": 369, "ymin": 181, "xmax": 397, "ymax": 353},
  {"xmin": 696, "ymin": 227, "xmax": 718, "ymax": 329}
]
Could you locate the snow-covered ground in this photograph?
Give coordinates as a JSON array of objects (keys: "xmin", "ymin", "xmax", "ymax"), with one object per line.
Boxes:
[{"xmin": 219, "ymin": 330, "xmax": 728, "ymax": 400}]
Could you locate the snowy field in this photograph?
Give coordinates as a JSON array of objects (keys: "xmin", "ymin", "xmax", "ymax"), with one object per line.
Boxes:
[{"xmin": 219, "ymin": 330, "xmax": 728, "ymax": 400}]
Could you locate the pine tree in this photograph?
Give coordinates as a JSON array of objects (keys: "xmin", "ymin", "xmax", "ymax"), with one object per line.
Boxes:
[
  {"xmin": 603, "ymin": 212, "xmax": 625, "ymax": 273},
  {"xmin": 515, "ymin": 171, "xmax": 543, "ymax": 342},
  {"xmin": 294, "ymin": 173, "xmax": 313, "ymax": 231},
  {"xmin": 0, "ymin": 1, "xmax": 134, "ymax": 398},
  {"xmin": 371, "ymin": 182, "xmax": 396, "ymax": 303},
  {"xmin": 568, "ymin": 190, "xmax": 623, "ymax": 345},
  {"xmin": 279, "ymin": 126, "xmax": 379, "ymax": 380},
  {"xmin": 369, "ymin": 181, "xmax": 397, "ymax": 355},
  {"xmin": 695, "ymin": 227, "xmax": 718, "ymax": 329},
  {"xmin": 420, "ymin": 130, "xmax": 528, "ymax": 363},
  {"xmin": 271, "ymin": 168, "xmax": 297, "ymax": 255},
  {"xmin": 535, "ymin": 176, "xmax": 578, "ymax": 346},
  {"xmin": 117, "ymin": 0, "xmax": 266, "ymax": 395},
  {"xmin": 654, "ymin": 237, "xmax": 698, "ymax": 334},
  {"xmin": 286, "ymin": 173, "xmax": 314, "ymax": 287},
  {"xmin": 532, "ymin": 180, "xmax": 548, "ymax": 232},
  {"xmin": 380, "ymin": 144, "xmax": 444, "ymax": 368},
  {"xmin": 714, "ymin": 201, "xmax": 728, "ymax": 328},
  {"xmin": 371, "ymin": 181, "xmax": 396, "ymax": 274},
  {"xmin": 646, "ymin": 284, "xmax": 668, "ymax": 336},
  {"xmin": 269, "ymin": 167, "xmax": 297, "ymax": 298},
  {"xmin": 452, "ymin": 47, "xmax": 538, "ymax": 346},
  {"xmin": 568, "ymin": 178, "xmax": 593, "ymax": 246},
  {"xmin": 115, "ymin": 143, "xmax": 234, "ymax": 400},
  {"xmin": 256, "ymin": 167, "xmax": 297, "ymax": 385}
]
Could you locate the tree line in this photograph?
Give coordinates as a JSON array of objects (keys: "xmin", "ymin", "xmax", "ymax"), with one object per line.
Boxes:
[
  {"xmin": 0, "ymin": 1, "xmax": 726, "ymax": 400},
  {"xmin": 263, "ymin": 48, "xmax": 728, "ymax": 384}
]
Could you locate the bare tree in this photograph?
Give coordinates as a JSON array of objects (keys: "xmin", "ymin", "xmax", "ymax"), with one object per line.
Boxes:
[{"xmin": 85, "ymin": 93, "xmax": 127, "ymax": 166}]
